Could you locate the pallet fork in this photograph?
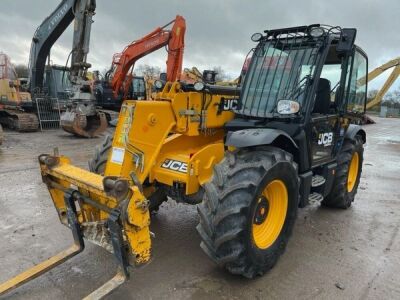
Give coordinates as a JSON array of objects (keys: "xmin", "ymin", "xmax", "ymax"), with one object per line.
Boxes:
[{"xmin": 0, "ymin": 189, "xmax": 131, "ymax": 299}]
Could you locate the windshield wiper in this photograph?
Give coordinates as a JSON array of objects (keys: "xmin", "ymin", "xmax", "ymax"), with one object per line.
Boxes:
[
  {"xmin": 331, "ymin": 81, "xmax": 340, "ymax": 92},
  {"xmin": 284, "ymin": 75, "xmax": 310, "ymax": 100}
]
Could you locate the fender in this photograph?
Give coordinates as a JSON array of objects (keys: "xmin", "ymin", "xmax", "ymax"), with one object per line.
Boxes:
[
  {"xmin": 226, "ymin": 128, "xmax": 298, "ymax": 149},
  {"xmin": 345, "ymin": 124, "xmax": 366, "ymax": 143}
]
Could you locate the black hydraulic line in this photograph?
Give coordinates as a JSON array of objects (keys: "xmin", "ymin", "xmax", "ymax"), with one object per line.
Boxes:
[
  {"xmin": 72, "ymin": 192, "xmax": 114, "ymax": 214},
  {"xmin": 182, "ymin": 83, "xmax": 241, "ymax": 96}
]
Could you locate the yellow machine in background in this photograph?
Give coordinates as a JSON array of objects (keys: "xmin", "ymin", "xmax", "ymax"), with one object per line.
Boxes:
[
  {"xmin": 181, "ymin": 67, "xmax": 203, "ymax": 83},
  {"xmin": 0, "ymin": 53, "xmax": 39, "ymax": 131},
  {"xmin": 181, "ymin": 66, "xmax": 240, "ymax": 86},
  {"xmin": 359, "ymin": 56, "xmax": 400, "ymax": 109},
  {"xmin": 0, "ymin": 78, "xmax": 39, "ymax": 131}
]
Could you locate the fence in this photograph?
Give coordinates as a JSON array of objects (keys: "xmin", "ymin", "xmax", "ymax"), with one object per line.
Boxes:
[{"xmin": 35, "ymin": 98, "xmax": 61, "ymax": 130}]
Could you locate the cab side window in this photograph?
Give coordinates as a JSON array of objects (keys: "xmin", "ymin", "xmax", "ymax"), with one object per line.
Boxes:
[{"xmin": 346, "ymin": 50, "xmax": 367, "ymax": 113}]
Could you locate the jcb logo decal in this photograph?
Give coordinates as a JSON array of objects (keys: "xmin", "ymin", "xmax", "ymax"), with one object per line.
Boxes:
[
  {"xmin": 161, "ymin": 159, "xmax": 188, "ymax": 173},
  {"xmin": 223, "ymin": 99, "xmax": 238, "ymax": 111},
  {"xmin": 318, "ymin": 132, "xmax": 333, "ymax": 146}
]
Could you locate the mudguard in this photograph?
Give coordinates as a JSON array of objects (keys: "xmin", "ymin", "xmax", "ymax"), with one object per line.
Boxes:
[
  {"xmin": 345, "ymin": 124, "xmax": 366, "ymax": 143},
  {"xmin": 226, "ymin": 128, "xmax": 298, "ymax": 149}
]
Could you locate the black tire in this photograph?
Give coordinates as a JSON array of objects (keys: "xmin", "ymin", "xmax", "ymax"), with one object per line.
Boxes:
[
  {"xmin": 88, "ymin": 135, "xmax": 167, "ymax": 212},
  {"xmin": 89, "ymin": 135, "xmax": 112, "ymax": 174},
  {"xmin": 0, "ymin": 124, "xmax": 3, "ymax": 145},
  {"xmin": 196, "ymin": 147, "xmax": 299, "ymax": 278},
  {"xmin": 322, "ymin": 135, "xmax": 364, "ymax": 209}
]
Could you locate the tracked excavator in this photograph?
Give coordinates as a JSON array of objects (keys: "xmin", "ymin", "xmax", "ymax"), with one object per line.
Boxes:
[
  {"xmin": 106, "ymin": 15, "xmax": 185, "ymax": 99},
  {"xmin": 0, "ymin": 53, "xmax": 39, "ymax": 132},
  {"xmin": 29, "ymin": 0, "xmax": 185, "ymax": 137},
  {"xmin": 0, "ymin": 25, "xmax": 368, "ymax": 298},
  {"xmin": 28, "ymin": 0, "xmax": 105, "ymax": 137},
  {"xmin": 92, "ymin": 14, "xmax": 185, "ymax": 125}
]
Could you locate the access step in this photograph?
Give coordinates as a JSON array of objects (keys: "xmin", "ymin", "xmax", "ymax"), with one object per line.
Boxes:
[
  {"xmin": 311, "ymin": 175, "xmax": 326, "ymax": 187},
  {"xmin": 308, "ymin": 192, "xmax": 324, "ymax": 203}
]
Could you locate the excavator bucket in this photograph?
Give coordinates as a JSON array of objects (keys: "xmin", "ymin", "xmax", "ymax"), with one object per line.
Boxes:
[
  {"xmin": 0, "ymin": 151, "xmax": 152, "ymax": 298},
  {"xmin": 60, "ymin": 110, "xmax": 108, "ymax": 138}
]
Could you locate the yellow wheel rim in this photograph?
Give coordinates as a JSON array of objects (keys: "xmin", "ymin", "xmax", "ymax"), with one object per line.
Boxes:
[
  {"xmin": 347, "ymin": 152, "xmax": 359, "ymax": 192},
  {"xmin": 252, "ymin": 180, "xmax": 288, "ymax": 249}
]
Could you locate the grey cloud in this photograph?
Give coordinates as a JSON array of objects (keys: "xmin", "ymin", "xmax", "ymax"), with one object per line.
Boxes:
[{"xmin": 0, "ymin": 0, "xmax": 399, "ymax": 88}]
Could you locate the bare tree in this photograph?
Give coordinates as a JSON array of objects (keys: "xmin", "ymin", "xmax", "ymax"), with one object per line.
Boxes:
[{"xmin": 135, "ymin": 64, "xmax": 161, "ymax": 78}]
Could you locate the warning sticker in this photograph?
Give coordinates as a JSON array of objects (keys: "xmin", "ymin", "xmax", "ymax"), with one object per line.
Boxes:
[{"xmin": 110, "ymin": 147, "xmax": 125, "ymax": 165}]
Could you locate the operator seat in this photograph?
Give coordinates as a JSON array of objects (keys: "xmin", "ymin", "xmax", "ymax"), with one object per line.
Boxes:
[{"xmin": 313, "ymin": 78, "xmax": 331, "ymax": 114}]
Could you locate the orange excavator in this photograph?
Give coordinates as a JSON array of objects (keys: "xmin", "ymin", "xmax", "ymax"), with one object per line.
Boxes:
[
  {"xmin": 92, "ymin": 15, "xmax": 185, "ymax": 127},
  {"xmin": 106, "ymin": 15, "xmax": 186, "ymax": 100}
]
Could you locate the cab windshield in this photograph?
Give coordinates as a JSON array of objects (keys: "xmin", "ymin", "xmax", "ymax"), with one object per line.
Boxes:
[
  {"xmin": 52, "ymin": 68, "xmax": 72, "ymax": 92},
  {"xmin": 239, "ymin": 37, "xmax": 323, "ymax": 117}
]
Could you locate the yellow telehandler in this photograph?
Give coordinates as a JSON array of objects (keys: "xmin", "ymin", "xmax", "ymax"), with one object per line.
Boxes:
[{"xmin": 0, "ymin": 24, "xmax": 367, "ymax": 298}]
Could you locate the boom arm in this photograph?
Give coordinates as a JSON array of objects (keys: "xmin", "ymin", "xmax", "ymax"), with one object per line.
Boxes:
[
  {"xmin": 358, "ymin": 57, "xmax": 400, "ymax": 109},
  {"xmin": 28, "ymin": 0, "xmax": 96, "ymax": 93},
  {"xmin": 110, "ymin": 15, "xmax": 186, "ymax": 97}
]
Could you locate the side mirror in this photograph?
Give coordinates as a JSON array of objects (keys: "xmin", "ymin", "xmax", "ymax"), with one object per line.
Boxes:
[{"xmin": 337, "ymin": 28, "xmax": 356, "ymax": 54}]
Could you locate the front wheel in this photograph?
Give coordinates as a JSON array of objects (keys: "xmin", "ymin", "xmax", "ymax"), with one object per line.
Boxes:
[{"xmin": 197, "ymin": 147, "xmax": 299, "ymax": 278}]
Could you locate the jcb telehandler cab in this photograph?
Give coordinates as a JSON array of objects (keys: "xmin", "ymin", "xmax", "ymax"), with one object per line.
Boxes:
[{"xmin": 0, "ymin": 24, "xmax": 366, "ymax": 298}]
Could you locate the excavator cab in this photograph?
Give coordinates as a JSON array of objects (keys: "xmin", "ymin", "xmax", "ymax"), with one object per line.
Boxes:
[
  {"xmin": 131, "ymin": 76, "xmax": 146, "ymax": 99},
  {"xmin": 94, "ymin": 76, "xmax": 146, "ymax": 110}
]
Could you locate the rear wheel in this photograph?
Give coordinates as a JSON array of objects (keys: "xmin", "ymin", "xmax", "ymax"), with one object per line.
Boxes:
[
  {"xmin": 322, "ymin": 135, "xmax": 364, "ymax": 209},
  {"xmin": 88, "ymin": 135, "xmax": 168, "ymax": 212},
  {"xmin": 197, "ymin": 147, "xmax": 299, "ymax": 278}
]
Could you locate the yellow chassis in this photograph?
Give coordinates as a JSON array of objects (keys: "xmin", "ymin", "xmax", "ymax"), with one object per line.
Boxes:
[{"xmin": 0, "ymin": 82, "xmax": 236, "ymax": 298}]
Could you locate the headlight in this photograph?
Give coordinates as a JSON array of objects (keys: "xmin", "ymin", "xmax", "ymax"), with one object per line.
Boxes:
[
  {"xmin": 277, "ymin": 100, "xmax": 300, "ymax": 115},
  {"xmin": 154, "ymin": 80, "xmax": 164, "ymax": 89},
  {"xmin": 251, "ymin": 32, "xmax": 263, "ymax": 42},
  {"xmin": 309, "ymin": 27, "xmax": 325, "ymax": 38},
  {"xmin": 193, "ymin": 81, "xmax": 205, "ymax": 91}
]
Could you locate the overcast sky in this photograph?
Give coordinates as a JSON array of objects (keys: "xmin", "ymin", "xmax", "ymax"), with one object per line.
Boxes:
[{"xmin": 0, "ymin": 0, "xmax": 399, "ymax": 90}]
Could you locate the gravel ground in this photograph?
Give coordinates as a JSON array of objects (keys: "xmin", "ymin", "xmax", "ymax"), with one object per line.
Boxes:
[{"xmin": 0, "ymin": 117, "xmax": 399, "ymax": 299}]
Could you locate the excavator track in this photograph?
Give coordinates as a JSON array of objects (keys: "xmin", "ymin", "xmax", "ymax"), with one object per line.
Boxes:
[
  {"xmin": 60, "ymin": 110, "xmax": 108, "ymax": 138},
  {"xmin": 0, "ymin": 110, "xmax": 39, "ymax": 132}
]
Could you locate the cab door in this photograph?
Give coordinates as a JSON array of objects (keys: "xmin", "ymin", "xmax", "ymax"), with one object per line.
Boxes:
[
  {"xmin": 343, "ymin": 48, "xmax": 368, "ymax": 119},
  {"xmin": 310, "ymin": 63, "xmax": 343, "ymax": 167},
  {"xmin": 310, "ymin": 48, "xmax": 367, "ymax": 167}
]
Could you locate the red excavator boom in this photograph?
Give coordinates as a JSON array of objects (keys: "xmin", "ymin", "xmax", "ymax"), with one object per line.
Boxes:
[{"xmin": 110, "ymin": 15, "xmax": 186, "ymax": 98}]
